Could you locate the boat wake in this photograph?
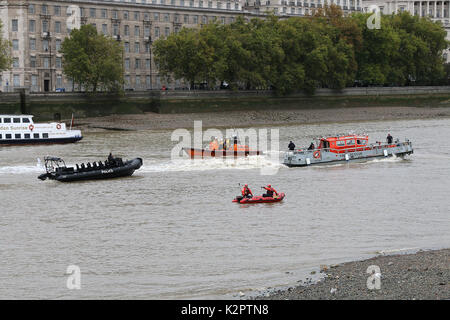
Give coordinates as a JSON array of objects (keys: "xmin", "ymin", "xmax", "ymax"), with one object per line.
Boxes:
[
  {"xmin": 140, "ymin": 155, "xmax": 282, "ymax": 173},
  {"xmin": 0, "ymin": 159, "xmax": 45, "ymax": 175}
]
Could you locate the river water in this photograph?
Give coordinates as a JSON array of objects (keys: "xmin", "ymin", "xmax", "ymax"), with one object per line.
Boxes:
[{"xmin": 0, "ymin": 117, "xmax": 449, "ymax": 299}]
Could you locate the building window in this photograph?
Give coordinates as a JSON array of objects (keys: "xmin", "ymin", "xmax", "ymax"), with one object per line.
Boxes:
[
  {"xmin": 125, "ymin": 42, "xmax": 130, "ymax": 53},
  {"xmin": 56, "ymin": 75, "xmax": 63, "ymax": 87},
  {"xmin": 12, "ymin": 40, "xmax": 19, "ymax": 51},
  {"xmin": 113, "ymin": 10, "xmax": 118, "ymax": 19},
  {"xmin": 42, "ymin": 20, "xmax": 49, "ymax": 33},
  {"xmin": 56, "ymin": 57, "xmax": 62, "ymax": 69},
  {"xmin": 13, "ymin": 58, "xmax": 19, "ymax": 68},
  {"xmin": 136, "ymin": 76, "xmax": 141, "ymax": 87},
  {"xmin": 135, "ymin": 26, "xmax": 140, "ymax": 37},
  {"xmin": 154, "ymin": 13, "xmax": 160, "ymax": 21},
  {"xmin": 43, "ymin": 39, "xmax": 49, "ymax": 51},
  {"xmin": 102, "ymin": 24, "xmax": 108, "ymax": 35},
  {"xmin": 184, "ymin": 15, "xmax": 189, "ymax": 23},
  {"xmin": 164, "ymin": 14, "xmax": 169, "ymax": 22},
  {"xmin": 135, "ymin": 42, "xmax": 140, "ymax": 53},
  {"xmin": 42, "ymin": 5, "xmax": 48, "ymax": 15},
  {"xmin": 124, "ymin": 25, "xmax": 130, "ymax": 36},
  {"xmin": 146, "ymin": 59, "xmax": 150, "ymax": 69},
  {"xmin": 134, "ymin": 12, "xmax": 139, "ymax": 21},
  {"xmin": 43, "ymin": 57, "xmax": 50, "ymax": 68},
  {"xmin": 144, "ymin": 13, "xmax": 149, "ymax": 21},
  {"xmin": 56, "ymin": 39, "xmax": 61, "ymax": 51},
  {"xmin": 124, "ymin": 11, "xmax": 129, "ymax": 20},
  {"xmin": 54, "ymin": 6, "xmax": 61, "ymax": 16},
  {"xmin": 193, "ymin": 15, "xmax": 198, "ymax": 24},
  {"xmin": 55, "ymin": 21, "xmax": 61, "ymax": 33},
  {"xmin": 113, "ymin": 24, "xmax": 119, "ymax": 36},
  {"xmin": 125, "ymin": 58, "xmax": 130, "ymax": 70},
  {"xmin": 29, "ymin": 20, "xmax": 36, "ymax": 33},
  {"xmin": 29, "ymin": 4, "xmax": 35, "ymax": 14},
  {"xmin": 135, "ymin": 59, "xmax": 140, "ymax": 69},
  {"xmin": 13, "ymin": 75, "xmax": 20, "ymax": 86},
  {"xmin": 30, "ymin": 56, "xmax": 36, "ymax": 68},
  {"xmin": 12, "ymin": 19, "xmax": 19, "ymax": 32},
  {"xmin": 31, "ymin": 75, "xmax": 38, "ymax": 87},
  {"xmin": 30, "ymin": 38, "xmax": 36, "ymax": 50},
  {"xmin": 165, "ymin": 27, "xmax": 170, "ymax": 37},
  {"xmin": 90, "ymin": 8, "xmax": 96, "ymax": 18},
  {"xmin": 101, "ymin": 9, "xmax": 107, "ymax": 18},
  {"xmin": 144, "ymin": 26, "xmax": 150, "ymax": 37},
  {"xmin": 154, "ymin": 27, "xmax": 160, "ymax": 38}
]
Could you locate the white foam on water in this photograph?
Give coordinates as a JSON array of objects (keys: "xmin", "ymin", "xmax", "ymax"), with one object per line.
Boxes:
[
  {"xmin": 0, "ymin": 158, "xmax": 45, "ymax": 175},
  {"xmin": 141, "ymin": 155, "xmax": 282, "ymax": 173}
]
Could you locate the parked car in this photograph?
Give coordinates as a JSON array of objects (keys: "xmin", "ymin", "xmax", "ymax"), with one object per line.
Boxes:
[{"xmin": 55, "ymin": 88, "xmax": 66, "ymax": 92}]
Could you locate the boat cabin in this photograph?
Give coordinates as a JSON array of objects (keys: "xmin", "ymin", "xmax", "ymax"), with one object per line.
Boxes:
[
  {"xmin": 318, "ymin": 135, "xmax": 369, "ymax": 153},
  {"xmin": 0, "ymin": 115, "xmax": 33, "ymax": 124}
]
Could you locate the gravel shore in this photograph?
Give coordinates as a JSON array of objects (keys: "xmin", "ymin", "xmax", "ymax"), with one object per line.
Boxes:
[
  {"xmin": 255, "ymin": 249, "xmax": 450, "ymax": 300},
  {"xmin": 73, "ymin": 105, "xmax": 450, "ymax": 132}
]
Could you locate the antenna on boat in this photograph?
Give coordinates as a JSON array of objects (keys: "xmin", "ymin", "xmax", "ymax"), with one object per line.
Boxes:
[{"xmin": 70, "ymin": 113, "xmax": 74, "ymax": 131}]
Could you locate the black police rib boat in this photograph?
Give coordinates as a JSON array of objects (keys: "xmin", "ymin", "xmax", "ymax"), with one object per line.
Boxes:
[{"xmin": 38, "ymin": 155, "xmax": 143, "ymax": 182}]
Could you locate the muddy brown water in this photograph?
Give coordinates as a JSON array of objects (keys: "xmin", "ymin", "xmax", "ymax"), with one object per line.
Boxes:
[{"xmin": 0, "ymin": 117, "xmax": 449, "ymax": 299}]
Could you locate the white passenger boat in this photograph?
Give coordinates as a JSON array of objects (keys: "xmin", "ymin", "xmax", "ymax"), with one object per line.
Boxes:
[{"xmin": 0, "ymin": 114, "xmax": 82, "ymax": 146}]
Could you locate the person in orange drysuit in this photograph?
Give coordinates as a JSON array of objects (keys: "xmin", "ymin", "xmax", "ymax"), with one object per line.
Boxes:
[
  {"xmin": 209, "ymin": 138, "xmax": 219, "ymax": 151},
  {"xmin": 263, "ymin": 184, "xmax": 278, "ymax": 198},
  {"xmin": 241, "ymin": 184, "xmax": 253, "ymax": 198}
]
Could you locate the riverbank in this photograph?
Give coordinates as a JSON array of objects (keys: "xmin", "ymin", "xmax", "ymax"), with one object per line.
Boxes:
[
  {"xmin": 254, "ymin": 248, "xmax": 449, "ymax": 300},
  {"xmin": 74, "ymin": 105, "xmax": 450, "ymax": 132}
]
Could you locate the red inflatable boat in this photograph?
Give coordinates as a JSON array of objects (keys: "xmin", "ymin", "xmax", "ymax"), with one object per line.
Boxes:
[{"xmin": 233, "ymin": 193, "xmax": 285, "ymax": 204}]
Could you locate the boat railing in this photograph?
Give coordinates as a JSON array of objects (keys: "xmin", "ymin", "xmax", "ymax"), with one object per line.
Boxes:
[{"xmin": 287, "ymin": 140, "xmax": 411, "ymax": 155}]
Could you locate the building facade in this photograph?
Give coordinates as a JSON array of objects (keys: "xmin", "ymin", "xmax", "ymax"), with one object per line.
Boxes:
[
  {"xmin": 244, "ymin": 0, "xmax": 363, "ymax": 16},
  {"xmin": 1, "ymin": 0, "xmax": 448, "ymax": 92},
  {"xmin": 0, "ymin": 0, "xmax": 243, "ymax": 92}
]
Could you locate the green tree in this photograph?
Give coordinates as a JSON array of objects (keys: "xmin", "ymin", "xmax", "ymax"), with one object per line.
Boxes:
[
  {"xmin": 61, "ymin": 25, "xmax": 124, "ymax": 93},
  {"xmin": 0, "ymin": 20, "xmax": 12, "ymax": 72}
]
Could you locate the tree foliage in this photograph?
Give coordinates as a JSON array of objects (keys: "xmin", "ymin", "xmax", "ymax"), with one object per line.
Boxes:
[
  {"xmin": 61, "ymin": 25, "xmax": 124, "ymax": 93},
  {"xmin": 153, "ymin": 5, "xmax": 449, "ymax": 94},
  {"xmin": 0, "ymin": 20, "xmax": 12, "ymax": 72}
]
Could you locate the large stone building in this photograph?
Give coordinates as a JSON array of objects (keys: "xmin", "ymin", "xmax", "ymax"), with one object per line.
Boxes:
[
  {"xmin": 244, "ymin": 0, "xmax": 363, "ymax": 16},
  {"xmin": 0, "ymin": 0, "xmax": 243, "ymax": 92},
  {"xmin": 0, "ymin": 0, "xmax": 448, "ymax": 92}
]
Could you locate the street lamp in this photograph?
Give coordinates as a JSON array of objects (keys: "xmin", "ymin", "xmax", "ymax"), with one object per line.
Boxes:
[
  {"xmin": 44, "ymin": 31, "xmax": 52, "ymax": 92},
  {"xmin": 146, "ymin": 36, "xmax": 153, "ymax": 90},
  {"xmin": 115, "ymin": 34, "xmax": 125, "ymax": 90}
]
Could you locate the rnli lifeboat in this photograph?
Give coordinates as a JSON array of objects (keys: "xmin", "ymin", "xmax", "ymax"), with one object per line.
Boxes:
[
  {"xmin": 283, "ymin": 134, "xmax": 413, "ymax": 167},
  {"xmin": 182, "ymin": 136, "xmax": 262, "ymax": 158}
]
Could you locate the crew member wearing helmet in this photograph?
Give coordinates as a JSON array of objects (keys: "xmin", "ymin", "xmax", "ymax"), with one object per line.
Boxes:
[
  {"xmin": 263, "ymin": 184, "xmax": 278, "ymax": 198},
  {"xmin": 241, "ymin": 184, "xmax": 253, "ymax": 198}
]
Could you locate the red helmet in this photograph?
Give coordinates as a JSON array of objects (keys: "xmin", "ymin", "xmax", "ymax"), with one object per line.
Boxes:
[
  {"xmin": 244, "ymin": 184, "xmax": 248, "ymax": 187},
  {"xmin": 267, "ymin": 184, "xmax": 271, "ymax": 187}
]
